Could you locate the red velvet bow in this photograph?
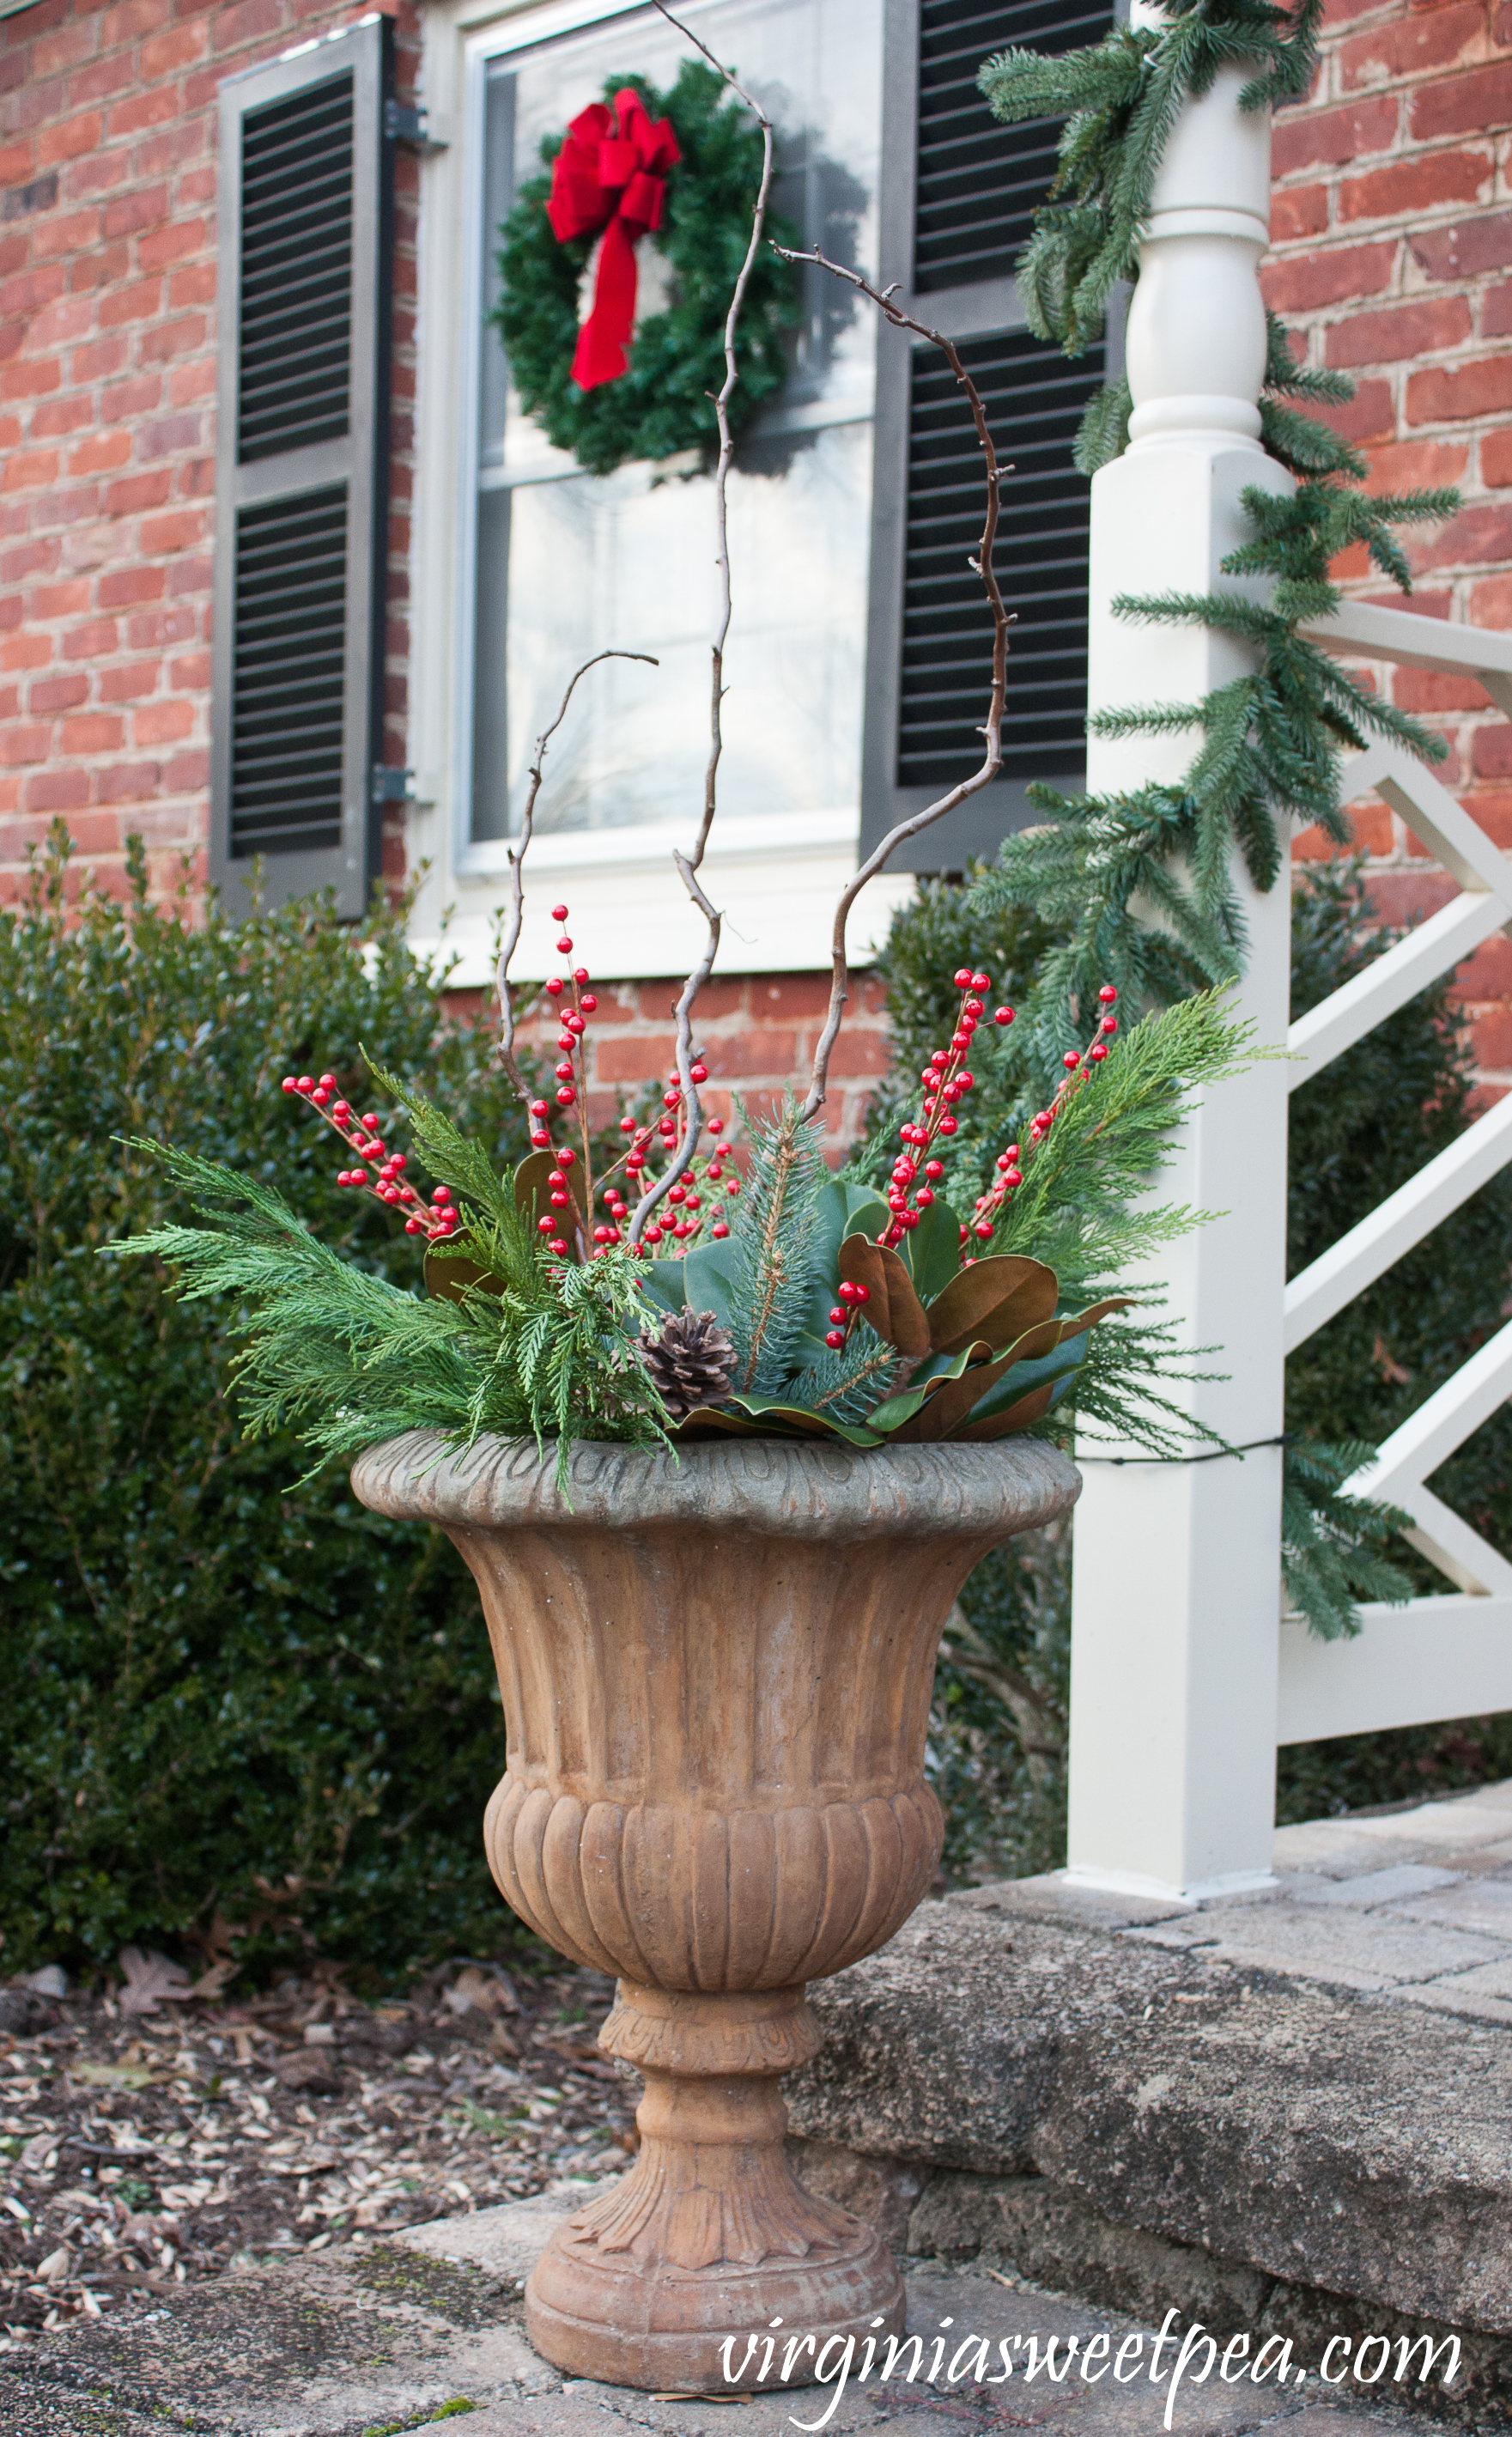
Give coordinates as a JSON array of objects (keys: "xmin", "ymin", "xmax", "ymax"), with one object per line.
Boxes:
[{"xmin": 547, "ymin": 89, "xmax": 681, "ymax": 392}]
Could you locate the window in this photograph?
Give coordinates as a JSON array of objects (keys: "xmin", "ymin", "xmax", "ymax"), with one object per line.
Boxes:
[{"xmin": 410, "ymin": 0, "xmax": 1109, "ymax": 976}]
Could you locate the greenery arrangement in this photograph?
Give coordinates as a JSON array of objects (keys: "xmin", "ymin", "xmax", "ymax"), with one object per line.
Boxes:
[
  {"xmin": 970, "ymin": 1, "xmax": 1461, "ymax": 1087},
  {"xmin": 0, "ymin": 836, "xmax": 537, "ymax": 1978},
  {"xmin": 494, "ymin": 58, "xmax": 798, "ymax": 477}
]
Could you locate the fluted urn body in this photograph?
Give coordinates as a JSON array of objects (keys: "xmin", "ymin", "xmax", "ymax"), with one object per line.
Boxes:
[{"xmin": 353, "ymin": 1431, "xmax": 1078, "ymax": 2389}]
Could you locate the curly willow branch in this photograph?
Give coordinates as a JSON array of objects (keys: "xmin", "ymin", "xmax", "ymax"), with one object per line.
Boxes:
[
  {"xmin": 629, "ymin": 0, "xmax": 776, "ymax": 1247},
  {"xmin": 493, "ymin": 648, "xmax": 658, "ymax": 1117},
  {"xmin": 772, "ymin": 250, "xmax": 1011, "ymax": 1121}
]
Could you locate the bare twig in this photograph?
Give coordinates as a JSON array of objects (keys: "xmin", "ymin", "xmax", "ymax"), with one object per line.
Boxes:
[
  {"xmin": 772, "ymin": 247, "xmax": 1012, "ymax": 1122},
  {"xmin": 493, "ymin": 648, "xmax": 658, "ymax": 1115},
  {"xmin": 629, "ymin": 1, "xmax": 775, "ymax": 1248}
]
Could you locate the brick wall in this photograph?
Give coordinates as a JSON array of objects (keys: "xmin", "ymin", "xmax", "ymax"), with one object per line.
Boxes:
[
  {"xmin": 0, "ymin": 0, "xmax": 421, "ymax": 905},
  {"xmin": 1266, "ymin": 0, "xmax": 1512, "ymax": 1088},
  {"xmin": 450, "ymin": 969, "xmax": 892, "ymax": 1156}
]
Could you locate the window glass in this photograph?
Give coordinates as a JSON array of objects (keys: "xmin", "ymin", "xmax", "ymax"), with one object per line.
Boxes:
[{"xmin": 470, "ymin": 0, "xmax": 883, "ymax": 842}]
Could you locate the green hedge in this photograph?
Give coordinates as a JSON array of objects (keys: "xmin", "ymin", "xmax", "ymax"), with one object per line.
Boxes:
[{"xmin": 0, "ymin": 835, "xmax": 537, "ymax": 1982}]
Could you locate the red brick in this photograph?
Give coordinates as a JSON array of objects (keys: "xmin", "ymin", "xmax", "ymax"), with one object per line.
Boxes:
[
  {"xmin": 0, "ymin": 633, "xmax": 52, "ymax": 672},
  {"xmin": 1454, "ymin": 934, "xmax": 1512, "ymax": 1000},
  {"xmin": 1407, "ymin": 356, "xmax": 1512, "ymax": 425},
  {"xmin": 94, "ymin": 758, "xmax": 161, "ymax": 803},
  {"xmin": 1, "ymin": 447, "xmax": 62, "ymax": 491},
  {"xmin": 70, "ymin": 52, "xmax": 139, "ymax": 107},
  {"xmin": 167, "ymin": 647, "xmax": 209, "ymax": 689},
  {"xmin": 1406, "ymin": 503, "xmax": 1512, "ymax": 569},
  {"xmin": 70, "ymin": 238, "xmax": 131, "ymax": 293},
  {"xmin": 166, "ymin": 261, "xmax": 215, "ymax": 310},
  {"xmin": 32, "ymin": 204, "xmax": 104, "ymax": 259},
  {"xmin": 27, "ymin": 672, "xmax": 87, "ymax": 714},
  {"xmin": 67, "ymin": 428, "xmax": 131, "ymax": 475},
  {"xmin": 60, "ymin": 709, "xmax": 124, "ymax": 751},
  {"xmin": 1324, "ymin": 297, "xmax": 1471, "ymax": 367},
  {"xmin": 0, "ymin": 262, "xmax": 67, "ymax": 319},
  {"xmin": 1411, "ymin": 210, "xmax": 1512, "ymax": 280},
  {"xmin": 98, "ymin": 567, "xmax": 165, "ymax": 607},
  {"xmin": 100, "ymin": 374, "xmax": 161, "ymax": 420},
  {"xmin": 1342, "ymin": 149, "xmax": 1491, "ymax": 228},
  {"xmin": 1392, "ymin": 667, "xmax": 1491, "ymax": 714},
  {"xmin": 32, "ymin": 22, "xmax": 99, "ymax": 77},
  {"xmin": 211, "ymin": 0, "xmax": 281, "ymax": 48},
  {"xmin": 161, "ymin": 746, "xmax": 208, "ymax": 791},
  {"xmin": 101, "ymin": 182, "xmax": 169, "ymax": 240},
  {"xmin": 1272, "ymin": 95, "xmax": 1398, "ymax": 178},
  {"xmin": 99, "ymin": 0, "xmax": 171, "ymax": 42},
  {"xmin": 593, "ymin": 1032, "xmax": 680, "ymax": 1085},
  {"xmin": 131, "ymin": 698, "xmax": 192, "ymax": 744},
  {"xmin": 24, "ymin": 768, "xmax": 91, "ymax": 811},
  {"xmin": 1469, "ymin": 1009, "xmax": 1512, "ymax": 1068},
  {"xmin": 1485, "ymin": 282, "xmax": 1512, "ymax": 340},
  {"xmin": 1411, "ymin": 61, "xmax": 1512, "ymax": 143},
  {"xmin": 60, "ymin": 614, "xmax": 117, "ymax": 656},
  {"xmin": 0, "ymin": 722, "xmax": 51, "ymax": 766},
  {"xmin": 137, "ymin": 213, "xmax": 203, "ymax": 271},
  {"xmin": 106, "ymin": 85, "xmax": 181, "ymax": 140},
  {"xmin": 102, "ymin": 471, "xmax": 171, "ymax": 516},
  {"xmin": 138, "ymin": 507, "xmax": 205, "ymax": 552},
  {"xmin": 1473, "ymin": 725, "xmax": 1512, "ymax": 780},
  {"xmin": 1261, "ymin": 241, "xmax": 1399, "ymax": 313},
  {"xmin": 1272, "ymin": 184, "xmax": 1329, "ymax": 243},
  {"xmin": 30, "ymin": 395, "xmax": 92, "ymax": 437},
  {"xmin": 1483, "ymin": 430, "xmax": 1512, "ymax": 489},
  {"xmin": 70, "ymin": 332, "xmax": 129, "ymax": 381},
  {"xmin": 99, "ymin": 659, "xmax": 162, "ymax": 700},
  {"xmin": 37, "ymin": 108, "xmax": 103, "ymax": 167},
  {"xmin": 97, "ymin": 272, "xmax": 162, "ymax": 327},
  {"xmin": 0, "ymin": 356, "xmax": 64, "ymax": 402},
  {"xmin": 1315, "ymin": 377, "xmax": 1396, "ymax": 443},
  {"xmin": 140, "ymin": 311, "xmax": 205, "ymax": 362},
  {"xmin": 1338, "ymin": 3, "xmax": 1482, "ymax": 89},
  {"xmin": 139, "ymin": 21, "xmax": 209, "ymax": 75},
  {"xmin": 167, "ymin": 359, "xmax": 216, "ymax": 409}
]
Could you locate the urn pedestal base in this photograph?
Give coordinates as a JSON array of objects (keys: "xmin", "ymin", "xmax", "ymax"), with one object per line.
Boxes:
[{"xmin": 525, "ymin": 1984, "xmax": 905, "ymax": 2390}]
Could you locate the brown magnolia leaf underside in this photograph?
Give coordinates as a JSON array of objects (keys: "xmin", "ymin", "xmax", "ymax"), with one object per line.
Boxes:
[
  {"xmin": 955, "ymin": 1383, "xmax": 1059, "ymax": 1440},
  {"xmin": 925, "ymin": 1255, "xmax": 1059, "ymax": 1357},
  {"xmin": 836, "ymin": 1235, "xmax": 931, "ymax": 1358}
]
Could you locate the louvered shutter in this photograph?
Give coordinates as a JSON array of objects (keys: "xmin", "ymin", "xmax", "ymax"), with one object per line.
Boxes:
[
  {"xmin": 862, "ymin": 0, "xmax": 1113, "ymax": 869},
  {"xmin": 211, "ymin": 17, "xmax": 394, "ymax": 918}
]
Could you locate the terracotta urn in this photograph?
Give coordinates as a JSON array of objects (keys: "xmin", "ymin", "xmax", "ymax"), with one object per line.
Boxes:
[{"xmin": 352, "ymin": 1431, "xmax": 1078, "ymax": 2391}]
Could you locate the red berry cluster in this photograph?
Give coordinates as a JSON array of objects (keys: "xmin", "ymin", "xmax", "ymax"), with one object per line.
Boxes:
[
  {"xmin": 968, "ymin": 983, "xmax": 1120, "ymax": 1243},
  {"xmin": 885, "ymin": 967, "xmax": 1014, "ymax": 1254},
  {"xmin": 823, "ymin": 1275, "xmax": 873, "ymax": 1352},
  {"xmin": 279, "ymin": 1073, "xmax": 461, "ymax": 1241},
  {"xmin": 521, "ymin": 903, "xmax": 741, "ymax": 1261}
]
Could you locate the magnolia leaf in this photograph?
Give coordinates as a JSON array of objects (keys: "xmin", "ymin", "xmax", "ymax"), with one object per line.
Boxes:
[
  {"xmin": 864, "ymin": 1340, "xmax": 993, "ymax": 1436},
  {"xmin": 882, "ymin": 1334, "xmax": 1041, "ymax": 1443},
  {"xmin": 681, "ymin": 1237, "xmax": 745, "ymax": 1339},
  {"xmin": 425, "ymin": 1249, "xmax": 505, "ymax": 1304},
  {"xmin": 955, "ymin": 1383, "xmax": 1059, "ymax": 1440},
  {"xmin": 673, "ymin": 1401, "xmax": 882, "ymax": 1449},
  {"xmin": 513, "ymin": 1150, "xmax": 583, "ymax": 1255},
  {"xmin": 640, "ymin": 1259, "xmax": 689, "ymax": 1320},
  {"xmin": 926, "ymin": 1255, "xmax": 1060, "ymax": 1356},
  {"xmin": 896, "ymin": 1197, "xmax": 964, "ymax": 1301},
  {"xmin": 960, "ymin": 1302, "xmax": 1129, "ymax": 1425},
  {"xmin": 837, "ymin": 1235, "xmax": 931, "ymax": 1358},
  {"xmin": 799, "ymin": 1179, "xmax": 891, "ymax": 1343}
]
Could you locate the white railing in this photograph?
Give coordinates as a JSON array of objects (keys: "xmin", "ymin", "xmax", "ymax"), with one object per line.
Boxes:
[
  {"xmin": 1278, "ymin": 601, "xmax": 1512, "ymax": 1744},
  {"xmin": 1062, "ymin": 18, "xmax": 1512, "ymax": 1899}
]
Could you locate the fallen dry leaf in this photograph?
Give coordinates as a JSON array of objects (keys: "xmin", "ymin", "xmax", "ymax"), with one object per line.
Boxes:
[{"xmin": 118, "ymin": 1948, "xmax": 192, "ymax": 2017}]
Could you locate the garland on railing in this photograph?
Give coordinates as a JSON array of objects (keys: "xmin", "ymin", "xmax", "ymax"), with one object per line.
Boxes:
[
  {"xmin": 959, "ymin": 0, "xmax": 1455, "ymax": 1638},
  {"xmin": 969, "ymin": 0, "xmax": 1461, "ymax": 1091}
]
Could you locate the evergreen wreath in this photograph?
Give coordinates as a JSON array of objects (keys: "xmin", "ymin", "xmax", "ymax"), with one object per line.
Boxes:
[{"xmin": 493, "ymin": 59, "xmax": 799, "ymax": 479}]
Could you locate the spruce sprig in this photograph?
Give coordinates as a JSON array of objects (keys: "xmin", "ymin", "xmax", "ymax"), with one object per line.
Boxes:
[{"xmin": 726, "ymin": 1096, "xmax": 827, "ymax": 1394}]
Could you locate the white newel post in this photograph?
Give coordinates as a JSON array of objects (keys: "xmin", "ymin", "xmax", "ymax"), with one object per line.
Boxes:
[{"xmin": 1064, "ymin": 11, "xmax": 1294, "ymax": 1900}]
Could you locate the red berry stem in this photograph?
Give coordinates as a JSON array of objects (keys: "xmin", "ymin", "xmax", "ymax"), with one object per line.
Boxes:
[{"xmin": 279, "ymin": 1073, "xmax": 461, "ymax": 1243}]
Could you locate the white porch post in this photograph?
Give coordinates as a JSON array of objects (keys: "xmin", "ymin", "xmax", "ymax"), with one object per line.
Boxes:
[{"xmin": 1064, "ymin": 11, "xmax": 1294, "ymax": 1900}]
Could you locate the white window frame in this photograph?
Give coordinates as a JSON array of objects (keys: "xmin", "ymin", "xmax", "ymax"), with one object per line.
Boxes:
[{"xmin": 404, "ymin": 0, "xmax": 913, "ymax": 987}]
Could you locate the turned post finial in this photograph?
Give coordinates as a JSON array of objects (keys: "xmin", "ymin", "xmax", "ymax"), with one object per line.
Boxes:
[{"xmin": 1123, "ymin": 0, "xmax": 1272, "ymax": 456}]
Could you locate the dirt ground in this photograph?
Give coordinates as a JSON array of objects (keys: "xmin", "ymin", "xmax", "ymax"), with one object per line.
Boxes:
[{"xmin": 0, "ymin": 1955, "xmax": 635, "ymax": 2351}]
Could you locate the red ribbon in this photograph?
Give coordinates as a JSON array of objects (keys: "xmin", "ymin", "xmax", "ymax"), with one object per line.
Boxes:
[{"xmin": 547, "ymin": 89, "xmax": 681, "ymax": 391}]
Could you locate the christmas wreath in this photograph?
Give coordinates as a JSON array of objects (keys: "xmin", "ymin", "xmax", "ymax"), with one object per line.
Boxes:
[{"xmin": 493, "ymin": 59, "xmax": 799, "ymax": 479}]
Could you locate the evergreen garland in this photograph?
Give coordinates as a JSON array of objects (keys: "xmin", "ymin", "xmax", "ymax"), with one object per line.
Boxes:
[
  {"xmin": 493, "ymin": 60, "xmax": 799, "ymax": 478},
  {"xmin": 968, "ymin": 5, "xmax": 1460, "ymax": 1091}
]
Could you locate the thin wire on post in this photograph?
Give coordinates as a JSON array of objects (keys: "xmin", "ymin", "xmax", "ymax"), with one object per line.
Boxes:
[
  {"xmin": 768, "ymin": 247, "xmax": 1012, "ymax": 1122},
  {"xmin": 628, "ymin": 0, "xmax": 775, "ymax": 1249}
]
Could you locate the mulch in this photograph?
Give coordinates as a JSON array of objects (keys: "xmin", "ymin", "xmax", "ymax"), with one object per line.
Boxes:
[{"xmin": 0, "ymin": 1955, "xmax": 635, "ymax": 2351}]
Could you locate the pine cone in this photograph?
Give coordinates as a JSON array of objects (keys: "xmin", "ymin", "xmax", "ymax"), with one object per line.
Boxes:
[{"xmin": 637, "ymin": 1308, "xmax": 738, "ymax": 1421}]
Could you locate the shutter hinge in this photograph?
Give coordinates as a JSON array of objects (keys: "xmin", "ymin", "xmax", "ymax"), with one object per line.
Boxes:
[
  {"xmin": 371, "ymin": 766, "xmax": 417, "ymax": 805},
  {"xmin": 385, "ymin": 99, "xmax": 447, "ymax": 151}
]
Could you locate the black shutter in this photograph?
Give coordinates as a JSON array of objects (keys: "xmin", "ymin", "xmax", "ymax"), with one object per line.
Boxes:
[
  {"xmin": 211, "ymin": 17, "xmax": 393, "ymax": 918},
  {"xmin": 862, "ymin": 0, "xmax": 1114, "ymax": 869}
]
